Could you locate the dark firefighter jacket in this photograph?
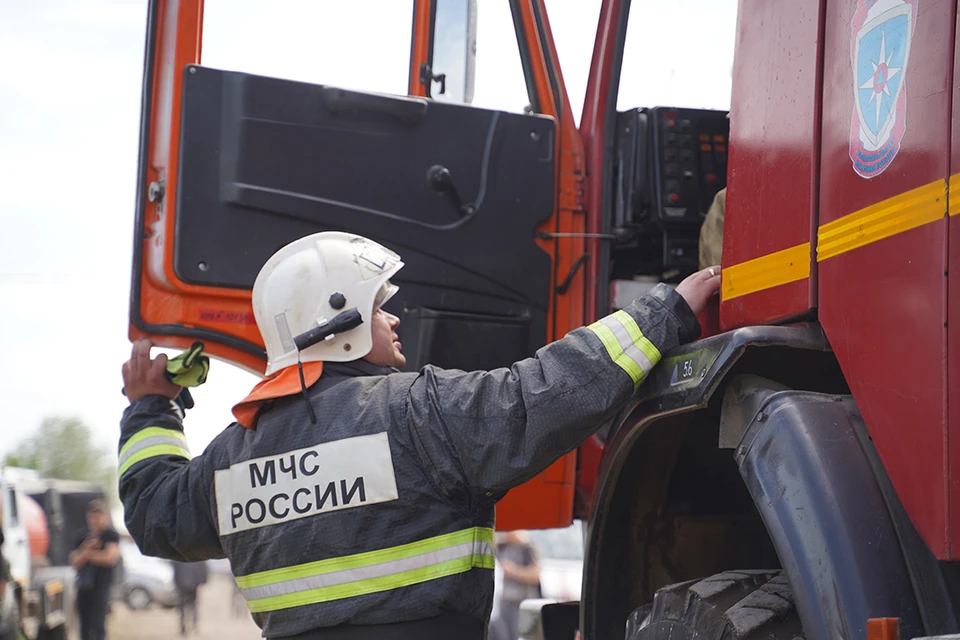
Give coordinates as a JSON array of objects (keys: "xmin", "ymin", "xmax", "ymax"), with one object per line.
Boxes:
[{"xmin": 118, "ymin": 284, "xmax": 701, "ymax": 639}]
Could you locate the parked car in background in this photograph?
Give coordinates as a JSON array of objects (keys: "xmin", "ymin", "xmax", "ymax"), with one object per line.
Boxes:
[
  {"xmin": 527, "ymin": 523, "xmax": 585, "ymax": 602},
  {"xmin": 493, "ymin": 524, "xmax": 585, "ymax": 640},
  {"xmin": 118, "ymin": 538, "xmax": 178, "ymax": 610}
]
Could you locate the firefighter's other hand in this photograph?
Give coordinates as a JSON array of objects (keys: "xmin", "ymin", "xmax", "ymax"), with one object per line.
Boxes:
[
  {"xmin": 122, "ymin": 339, "xmax": 183, "ymax": 403},
  {"xmin": 676, "ymin": 266, "xmax": 722, "ymax": 317}
]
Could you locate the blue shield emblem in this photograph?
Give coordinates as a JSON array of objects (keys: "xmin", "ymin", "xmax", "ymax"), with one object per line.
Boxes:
[{"xmin": 850, "ymin": 0, "xmax": 917, "ymax": 178}]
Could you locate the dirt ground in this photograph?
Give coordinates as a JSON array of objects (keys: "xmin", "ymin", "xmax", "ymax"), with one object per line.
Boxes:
[{"xmin": 106, "ymin": 574, "xmax": 263, "ymax": 640}]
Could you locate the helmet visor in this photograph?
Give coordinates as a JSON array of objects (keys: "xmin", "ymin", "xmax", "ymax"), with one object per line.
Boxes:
[{"xmin": 373, "ymin": 280, "xmax": 399, "ymax": 311}]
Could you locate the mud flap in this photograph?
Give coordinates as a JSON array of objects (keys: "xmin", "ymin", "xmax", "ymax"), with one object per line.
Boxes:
[{"xmin": 733, "ymin": 386, "xmax": 923, "ymax": 640}]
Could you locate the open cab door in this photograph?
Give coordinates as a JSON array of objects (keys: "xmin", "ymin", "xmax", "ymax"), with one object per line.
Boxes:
[{"xmin": 130, "ymin": 0, "xmax": 586, "ymax": 530}]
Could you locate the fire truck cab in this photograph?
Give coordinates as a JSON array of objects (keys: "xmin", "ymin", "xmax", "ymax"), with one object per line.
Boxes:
[{"xmin": 129, "ymin": 1, "xmax": 960, "ymax": 639}]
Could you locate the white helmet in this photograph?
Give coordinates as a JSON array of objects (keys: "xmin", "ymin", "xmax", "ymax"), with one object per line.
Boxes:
[{"xmin": 252, "ymin": 231, "xmax": 404, "ymax": 375}]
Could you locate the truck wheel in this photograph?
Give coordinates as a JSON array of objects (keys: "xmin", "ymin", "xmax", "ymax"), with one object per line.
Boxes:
[
  {"xmin": 125, "ymin": 587, "xmax": 152, "ymax": 611},
  {"xmin": 625, "ymin": 570, "xmax": 805, "ymax": 640}
]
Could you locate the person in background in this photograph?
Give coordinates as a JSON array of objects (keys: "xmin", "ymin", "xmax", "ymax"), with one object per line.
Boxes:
[
  {"xmin": 173, "ymin": 560, "xmax": 208, "ymax": 636},
  {"xmin": 493, "ymin": 531, "xmax": 541, "ymax": 640},
  {"xmin": 69, "ymin": 500, "xmax": 120, "ymax": 640}
]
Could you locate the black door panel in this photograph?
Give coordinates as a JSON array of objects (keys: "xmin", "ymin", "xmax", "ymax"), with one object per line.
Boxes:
[{"xmin": 174, "ymin": 66, "xmax": 556, "ymax": 370}]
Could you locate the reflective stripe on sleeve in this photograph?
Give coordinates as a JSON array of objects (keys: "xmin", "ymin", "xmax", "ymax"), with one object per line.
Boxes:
[
  {"xmin": 587, "ymin": 310, "xmax": 662, "ymax": 389},
  {"xmin": 235, "ymin": 527, "xmax": 495, "ymax": 613},
  {"xmin": 118, "ymin": 427, "xmax": 191, "ymax": 476}
]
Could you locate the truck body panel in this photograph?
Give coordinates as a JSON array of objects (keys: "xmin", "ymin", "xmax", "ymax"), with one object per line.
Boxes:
[
  {"xmin": 818, "ymin": 0, "xmax": 954, "ymax": 558},
  {"xmin": 2, "ymin": 468, "xmax": 35, "ymax": 588},
  {"xmin": 948, "ymin": 5, "xmax": 960, "ymax": 563},
  {"xmin": 720, "ymin": 0, "xmax": 824, "ymax": 327}
]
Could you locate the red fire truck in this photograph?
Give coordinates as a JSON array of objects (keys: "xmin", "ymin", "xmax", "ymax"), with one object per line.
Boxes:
[{"xmin": 128, "ymin": 1, "xmax": 960, "ymax": 639}]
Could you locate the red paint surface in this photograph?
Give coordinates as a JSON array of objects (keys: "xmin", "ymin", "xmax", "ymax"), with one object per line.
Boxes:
[
  {"xmin": 720, "ymin": 0, "xmax": 825, "ymax": 329},
  {"xmin": 947, "ymin": 7, "xmax": 960, "ymax": 559},
  {"xmin": 819, "ymin": 0, "xmax": 954, "ymax": 558},
  {"xmin": 580, "ymin": 0, "xmax": 624, "ymax": 326},
  {"xmin": 572, "ymin": 0, "xmax": 624, "ymax": 518}
]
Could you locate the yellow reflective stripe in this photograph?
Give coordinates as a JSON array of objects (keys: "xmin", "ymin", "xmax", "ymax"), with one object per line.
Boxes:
[
  {"xmin": 721, "ymin": 243, "xmax": 811, "ymax": 301},
  {"xmin": 246, "ymin": 554, "xmax": 495, "ymax": 613},
  {"xmin": 236, "ymin": 527, "xmax": 493, "ymax": 589},
  {"xmin": 119, "ymin": 427, "xmax": 187, "ymax": 458},
  {"xmin": 950, "ymin": 174, "xmax": 960, "ymax": 216},
  {"xmin": 719, "ymin": 176, "xmax": 951, "ymax": 300},
  {"xmin": 236, "ymin": 527, "xmax": 495, "ymax": 613},
  {"xmin": 118, "ymin": 427, "xmax": 190, "ymax": 476},
  {"xmin": 611, "ymin": 311, "xmax": 661, "ymax": 366},
  {"xmin": 587, "ymin": 321, "xmax": 625, "ymax": 366},
  {"xmin": 817, "ymin": 179, "xmax": 945, "ymax": 261},
  {"xmin": 588, "ymin": 311, "xmax": 660, "ymax": 389},
  {"xmin": 118, "ymin": 444, "xmax": 190, "ymax": 476},
  {"xmin": 587, "ymin": 322, "xmax": 645, "ymax": 386}
]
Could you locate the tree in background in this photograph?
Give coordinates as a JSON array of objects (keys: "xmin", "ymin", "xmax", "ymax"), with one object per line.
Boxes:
[{"xmin": 4, "ymin": 416, "xmax": 116, "ymax": 501}]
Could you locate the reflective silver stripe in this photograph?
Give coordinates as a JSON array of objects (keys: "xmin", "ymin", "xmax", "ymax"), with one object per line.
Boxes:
[
  {"xmin": 239, "ymin": 540, "xmax": 495, "ymax": 602},
  {"xmin": 595, "ymin": 315, "xmax": 656, "ymax": 377},
  {"xmin": 118, "ymin": 435, "xmax": 190, "ymax": 470}
]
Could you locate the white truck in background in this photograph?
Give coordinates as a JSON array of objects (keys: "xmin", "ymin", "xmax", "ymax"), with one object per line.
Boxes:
[{"xmin": 1, "ymin": 467, "xmax": 109, "ymax": 640}]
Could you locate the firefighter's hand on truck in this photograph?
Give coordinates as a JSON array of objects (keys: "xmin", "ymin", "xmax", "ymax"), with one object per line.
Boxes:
[
  {"xmin": 675, "ymin": 265, "xmax": 722, "ymax": 317},
  {"xmin": 121, "ymin": 339, "xmax": 183, "ymax": 403}
]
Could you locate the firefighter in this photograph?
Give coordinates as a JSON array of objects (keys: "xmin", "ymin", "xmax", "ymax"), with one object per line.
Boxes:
[{"xmin": 118, "ymin": 231, "xmax": 721, "ymax": 640}]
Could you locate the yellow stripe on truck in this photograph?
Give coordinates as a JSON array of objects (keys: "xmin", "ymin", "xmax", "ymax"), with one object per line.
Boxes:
[
  {"xmin": 720, "ymin": 176, "xmax": 951, "ymax": 301},
  {"xmin": 817, "ymin": 179, "xmax": 945, "ymax": 261},
  {"xmin": 721, "ymin": 243, "xmax": 811, "ymax": 301}
]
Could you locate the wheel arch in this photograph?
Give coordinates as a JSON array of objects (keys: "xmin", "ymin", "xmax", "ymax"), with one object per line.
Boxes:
[
  {"xmin": 580, "ymin": 323, "xmax": 960, "ymax": 640},
  {"xmin": 579, "ymin": 324, "xmax": 851, "ymax": 640}
]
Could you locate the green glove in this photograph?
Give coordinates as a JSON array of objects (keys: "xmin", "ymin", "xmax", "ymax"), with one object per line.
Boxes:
[{"xmin": 165, "ymin": 341, "xmax": 209, "ymax": 388}]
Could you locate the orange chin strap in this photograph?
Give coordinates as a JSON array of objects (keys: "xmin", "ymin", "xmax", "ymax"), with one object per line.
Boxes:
[{"xmin": 232, "ymin": 362, "xmax": 325, "ymax": 429}]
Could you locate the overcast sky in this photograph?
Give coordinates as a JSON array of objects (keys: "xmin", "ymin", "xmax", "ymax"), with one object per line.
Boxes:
[{"xmin": 0, "ymin": 0, "xmax": 736, "ymax": 464}]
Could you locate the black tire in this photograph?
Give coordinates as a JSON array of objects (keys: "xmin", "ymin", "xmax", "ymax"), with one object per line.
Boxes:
[{"xmin": 626, "ymin": 570, "xmax": 805, "ymax": 640}]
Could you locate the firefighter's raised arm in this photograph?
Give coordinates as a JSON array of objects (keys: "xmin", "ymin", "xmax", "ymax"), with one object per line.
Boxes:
[
  {"xmin": 403, "ymin": 266, "xmax": 721, "ymax": 504},
  {"xmin": 118, "ymin": 340, "xmax": 224, "ymax": 562}
]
